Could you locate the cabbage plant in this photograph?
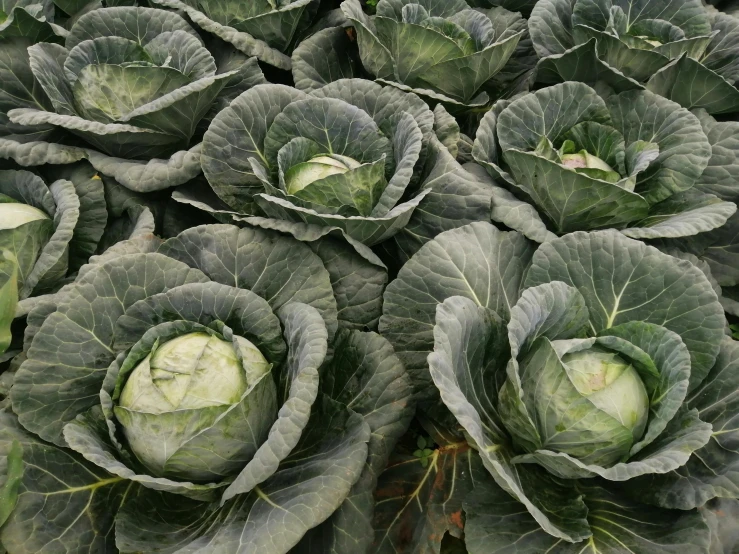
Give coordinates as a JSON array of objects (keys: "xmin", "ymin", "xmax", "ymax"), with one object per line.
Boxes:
[
  {"xmin": 340, "ymin": 0, "xmax": 525, "ymax": 107},
  {"xmin": 0, "ymin": 164, "xmax": 157, "ymax": 362},
  {"xmin": 148, "ymin": 0, "xmax": 321, "ymax": 70},
  {"xmin": 0, "ymin": 167, "xmax": 105, "ymax": 302},
  {"xmin": 198, "ymin": 78, "xmax": 438, "ymax": 246},
  {"xmin": 529, "ymin": 0, "xmax": 739, "ymax": 114},
  {"xmin": 378, "ymin": 222, "xmax": 734, "ymax": 551},
  {"xmin": 2, "ymin": 7, "xmax": 267, "ymax": 193},
  {"xmin": 471, "ymin": 81, "xmax": 737, "ymax": 243},
  {"xmin": 0, "ymin": 162, "xmax": 160, "ymax": 294},
  {"xmin": 188, "ymin": 78, "xmax": 513, "ymax": 266},
  {"xmin": 0, "ymin": 223, "xmax": 413, "ymax": 553}
]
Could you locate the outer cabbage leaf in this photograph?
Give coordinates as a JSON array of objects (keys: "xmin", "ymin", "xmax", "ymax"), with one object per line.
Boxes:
[
  {"xmin": 2, "ymin": 7, "xmax": 265, "ymax": 192},
  {"xmin": 463, "ymin": 474, "xmax": 711, "ymax": 553},
  {"xmin": 0, "ymin": 409, "xmax": 132, "ymax": 553},
  {"xmin": 624, "ymin": 337, "xmax": 739, "ymax": 510},
  {"xmin": 380, "ymin": 222, "xmax": 535, "ymax": 409}
]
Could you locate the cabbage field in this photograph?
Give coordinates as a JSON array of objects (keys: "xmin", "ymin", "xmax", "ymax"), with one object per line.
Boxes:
[{"xmin": 0, "ymin": 0, "xmax": 737, "ymax": 552}]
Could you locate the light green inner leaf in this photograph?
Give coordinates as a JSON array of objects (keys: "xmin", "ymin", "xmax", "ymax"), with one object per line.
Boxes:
[{"xmin": 73, "ymin": 64, "xmax": 191, "ymax": 123}]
